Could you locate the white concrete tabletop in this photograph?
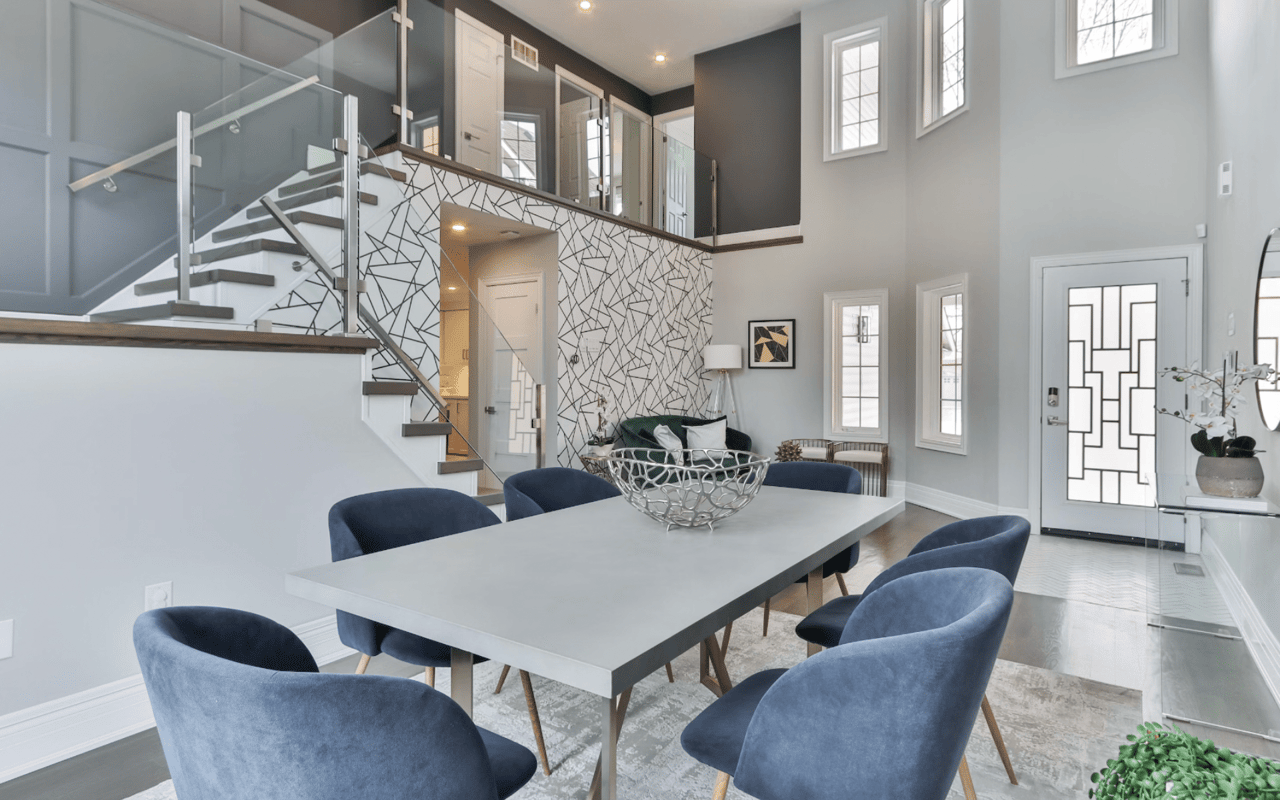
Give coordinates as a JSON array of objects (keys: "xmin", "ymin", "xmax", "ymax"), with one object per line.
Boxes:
[{"xmin": 287, "ymin": 486, "xmax": 904, "ymax": 697}]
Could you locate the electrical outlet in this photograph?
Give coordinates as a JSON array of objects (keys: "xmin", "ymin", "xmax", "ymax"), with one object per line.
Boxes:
[
  {"xmin": 144, "ymin": 582, "xmax": 173, "ymax": 611},
  {"xmin": 0, "ymin": 619, "xmax": 12, "ymax": 660}
]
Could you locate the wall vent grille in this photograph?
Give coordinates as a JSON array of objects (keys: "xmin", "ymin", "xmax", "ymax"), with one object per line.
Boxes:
[{"xmin": 512, "ymin": 36, "xmax": 539, "ymax": 71}]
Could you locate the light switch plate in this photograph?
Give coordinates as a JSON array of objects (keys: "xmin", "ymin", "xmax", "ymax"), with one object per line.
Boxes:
[{"xmin": 144, "ymin": 582, "xmax": 173, "ymax": 611}]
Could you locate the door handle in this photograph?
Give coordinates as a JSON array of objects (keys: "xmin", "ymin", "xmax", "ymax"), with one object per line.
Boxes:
[
  {"xmin": 485, "ymin": 406, "xmax": 497, "ymax": 414},
  {"xmin": 464, "ymin": 132, "xmax": 479, "ymax": 141},
  {"xmin": 1046, "ymin": 415, "xmax": 1068, "ymax": 426}
]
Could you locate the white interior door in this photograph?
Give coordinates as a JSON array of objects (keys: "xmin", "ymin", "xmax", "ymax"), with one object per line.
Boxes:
[
  {"xmin": 479, "ymin": 275, "xmax": 542, "ymax": 479},
  {"xmin": 1040, "ymin": 258, "xmax": 1191, "ymax": 543},
  {"xmin": 455, "ymin": 11, "xmax": 503, "ymax": 173}
]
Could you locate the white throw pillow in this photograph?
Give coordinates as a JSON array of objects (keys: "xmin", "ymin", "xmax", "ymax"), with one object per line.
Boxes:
[
  {"xmin": 686, "ymin": 417, "xmax": 729, "ymax": 455},
  {"xmin": 652, "ymin": 424, "xmax": 685, "ymax": 465}
]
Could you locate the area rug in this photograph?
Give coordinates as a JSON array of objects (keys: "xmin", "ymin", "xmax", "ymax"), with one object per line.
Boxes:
[{"xmin": 128, "ymin": 606, "xmax": 1139, "ymax": 799}]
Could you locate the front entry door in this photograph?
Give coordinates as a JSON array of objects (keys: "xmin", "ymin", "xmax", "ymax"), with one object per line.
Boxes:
[
  {"xmin": 479, "ymin": 275, "xmax": 542, "ymax": 479},
  {"xmin": 455, "ymin": 12, "xmax": 503, "ymax": 173},
  {"xmin": 1041, "ymin": 258, "xmax": 1191, "ymax": 543}
]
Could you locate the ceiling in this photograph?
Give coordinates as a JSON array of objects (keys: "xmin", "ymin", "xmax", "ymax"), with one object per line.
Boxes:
[
  {"xmin": 485, "ymin": 0, "xmax": 807, "ymax": 95},
  {"xmin": 440, "ymin": 202, "xmax": 554, "ymax": 247}
]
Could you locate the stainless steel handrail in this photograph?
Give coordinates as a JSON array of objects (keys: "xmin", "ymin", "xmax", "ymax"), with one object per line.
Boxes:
[{"xmin": 68, "ymin": 75, "xmax": 322, "ymax": 193}]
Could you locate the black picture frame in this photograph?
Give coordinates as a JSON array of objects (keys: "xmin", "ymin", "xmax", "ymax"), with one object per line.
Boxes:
[{"xmin": 747, "ymin": 319, "xmax": 795, "ymax": 368}]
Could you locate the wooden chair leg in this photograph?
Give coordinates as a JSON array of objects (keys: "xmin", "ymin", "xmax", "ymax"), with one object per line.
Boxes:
[
  {"xmin": 712, "ymin": 770, "xmax": 731, "ymax": 800},
  {"xmin": 665, "ymin": 662, "xmax": 675, "ymax": 683},
  {"xmin": 426, "ymin": 667, "xmax": 435, "ymax": 688},
  {"xmin": 958, "ymin": 754, "xmax": 977, "ymax": 800},
  {"xmin": 982, "ymin": 694, "xmax": 1018, "ymax": 785},
  {"xmin": 519, "ymin": 670, "xmax": 552, "ymax": 777},
  {"xmin": 720, "ymin": 621, "xmax": 733, "ymax": 657},
  {"xmin": 494, "ymin": 664, "xmax": 511, "ymax": 694},
  {"xmin": 762, "ymin": 597, "xmax": 771, "ymax": 637},
  {"xmin": 836, "ymin": 573, "xmax": 849, "ymax": 596},
  {"xmin": 354, "ymin": 654, "xmax": 371, "ymax": 675}
]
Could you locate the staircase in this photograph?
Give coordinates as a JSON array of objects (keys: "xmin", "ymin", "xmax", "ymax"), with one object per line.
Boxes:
[{"xmin": 86, "ymin": 150, "xmax": 498, "ymax": 505}]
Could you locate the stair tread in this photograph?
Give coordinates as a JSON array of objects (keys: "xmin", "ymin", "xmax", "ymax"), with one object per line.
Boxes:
[
  {"xmin": 279, "ymin": 163, "xmax": 407, "ymax": 197},
  {"xmin": 90, "ymin": 301, "xmax": 235, "ymax": 324},
  {"xmin": 403, "ymin": 422, "xmax": 453, "ymax": 436},
  {"xmin": 473, "ymin": 492, "xmax": 504, "ymax": 507},
  {"xmin": 245, "ymin": 186, "xmax": 378, "ymax": 220},
  {"xmin": 363, "ymin": 380, "xmax": 419, "ymax": 396},
  {"xmin": 135, "ymin": 268, "xmax": 275, "ymax": 297},
  {"xmin": 439, "ymin": 458, "xmax": 484, "ymax": 474},
  {"xmin": 212, "ymin": 211, "xmax": 342, "ymax": 244}
]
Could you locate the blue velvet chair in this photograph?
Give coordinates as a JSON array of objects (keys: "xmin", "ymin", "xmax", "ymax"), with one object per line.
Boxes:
[
  {"xmin": 503, "ymin": 466, "xmax": 620, "ymax": 522},
  {"xmin": 330, "ymin": 487, "xmax": 552, "ymax": 775},
  {"xmin": 794, "ymin": 514, "xmax": 1032, "ymax": 797},
  {"xmin": 681, "ymin": 567, "xmax": 1015, "ymax": 800},
  {"xmin": 759, "ymin": 461, "xmax": 862, "ymax": 636},
  {"xmin": 134, "ymin": 606, "xmax": 538, "ymax": 800}
]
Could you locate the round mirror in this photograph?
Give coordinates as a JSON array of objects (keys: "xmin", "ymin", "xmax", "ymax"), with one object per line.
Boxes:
[{"xmin": 1255, "ymin": 228, "xmax": 1280, "ymax": 430}]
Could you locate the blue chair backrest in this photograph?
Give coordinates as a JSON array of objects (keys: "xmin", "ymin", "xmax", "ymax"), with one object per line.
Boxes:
[
  {"xmin": 503, "ymin": 467, "xmax": 621, "ymax": 522},
  {"xmin": 762, "ymin": 461, "xmax": 861, "ymax": 495},
  {"xmin": 734, "ymin": 568, "xmax": 1014, "ymax": 800},
  {"xmin": 328, "ymin": 488, "xmax": 500, "ymax": 655},
  {"xmin": 858, "ymin": 515, "xmax": 1030, "ymax": 601},
  {"xmin": 135, "ymin": 606, "xmax": 503, "ymax": 800}
]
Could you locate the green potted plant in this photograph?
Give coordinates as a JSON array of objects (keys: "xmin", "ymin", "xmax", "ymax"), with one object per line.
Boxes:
[
  {"xmin": 1159, "ymin": 361, "xmax": 1274, "ymax": 498},
  {"xmin": 1091, "ymin": 722, "xmax": 1280, "ymax": 799}
]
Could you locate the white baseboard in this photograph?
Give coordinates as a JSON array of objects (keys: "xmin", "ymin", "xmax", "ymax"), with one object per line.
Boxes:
[
  {"xmin": 904, "ymin": 482, "xmax": 1000, "ymax": 520},
  {"xmin": 0, "ymin": 614, "xmax": 352, "ymax": 784},
  {"xmin": 1201, "ymin": 535, "xmax": 1280, "ymax": 709}
]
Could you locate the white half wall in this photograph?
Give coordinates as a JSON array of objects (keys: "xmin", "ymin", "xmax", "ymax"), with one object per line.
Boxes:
[{"xmin": 0, "ymin": 342, "xmax": 426, "ymax": 774}]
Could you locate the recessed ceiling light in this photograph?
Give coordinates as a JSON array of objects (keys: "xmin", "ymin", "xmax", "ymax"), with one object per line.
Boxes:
[
  {"xmin": 451, "ymin": 223, "xmax": 466, "ymax": 232},
  {"xmin": 578, "ymin": 0, "xmax": 592, "ymax": 10},
  {"xmin": 447, "ymin": 285, "xmax": 457, "ymax": 291},
  {"xmin": 654, "ymin": 53, "xmax": 667, "ymax": 64}
]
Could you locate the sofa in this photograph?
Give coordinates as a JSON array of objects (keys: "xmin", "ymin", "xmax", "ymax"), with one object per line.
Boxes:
[{"xmin": 617, "ymin": 415, "xmax": 752, "ymax": 453}]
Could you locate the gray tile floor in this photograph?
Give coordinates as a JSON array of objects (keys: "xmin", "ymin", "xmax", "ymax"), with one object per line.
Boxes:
[{"xmin": 4, "ymin": 504, "xmax": 1277, "ymax": 800}]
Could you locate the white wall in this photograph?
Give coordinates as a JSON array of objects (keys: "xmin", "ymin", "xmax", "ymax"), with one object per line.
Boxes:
[
  {"xmin": 1203, "ymin": 0, "xmax": 1280, "ymax": 638},
  {"xmin": 0, "ymin": 344, "xmax": 422, "ymax": 718}
]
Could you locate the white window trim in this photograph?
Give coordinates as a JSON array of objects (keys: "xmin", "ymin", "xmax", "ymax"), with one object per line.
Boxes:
[
  {"xmin": 917, "ymin": 0, "xmax": 969, "ymax": 138},
  {"xmin": 823, "ymin": 18, "xmax": 889, "ymax": 162},
  {"xmin": 1054, "ymin": 0, "xmax": 1179, "ymax": 80},
  {"xmin": 916, "ymin": 274, "xmax": 967, "ymax": 454},
  {"xmin": 824, "ymin": 288, "xmax": 889, "ymax": 442}
]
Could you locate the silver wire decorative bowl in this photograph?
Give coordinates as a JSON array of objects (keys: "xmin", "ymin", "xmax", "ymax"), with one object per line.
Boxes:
[{"xmin": 605, "ymin": 448, "xmax": 772, "ymax": 530}]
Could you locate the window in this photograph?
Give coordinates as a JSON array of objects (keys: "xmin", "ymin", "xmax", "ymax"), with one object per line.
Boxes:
[
  {"xmin": 918, "ymin": 0, "xmax": 967, "ymax": 136},
  {"xmin": 501, "ymin": 115, "xmax": 538, "ymax": 187},
  {"xmin": 1055, "ymin": 0, "xmax": 1178, "ymax": 79},
  {"xmin": 824, "ymin": 19, "xmax": 888, "ymax": 161},
  {"xmin": 412, "ymin": 117, "xmax": 440, "ymax": 155},
  {"xmin": 917, "ymin": 275, "xmax": 967, "ymax": 453},
  {"xmin": 824, "ymin": 289, "xmax": 888, "ymax": 441}
]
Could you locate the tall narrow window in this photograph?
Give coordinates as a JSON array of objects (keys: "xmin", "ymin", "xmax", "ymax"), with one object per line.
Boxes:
[
  {"xmin": 919, "ymin": 0, "xmax": 967, "ymax": 135},
  {"xmin": 824, "ymin": 19, "xmax": 888, "ymax": 161},
  {"xmin": 825, "ymin": 289, "xmax": 889, "ymax": 441},
  {"xmin": 1055, "ymin": 0, "xmax": 1177, "ymax": 79},
  {"xmin": 917, "ymin": 275, "xmax": 967, "ymax": 453},
  {"xmin": 501, "ymin": 115, "xmax": 538, "ymax": 187}
]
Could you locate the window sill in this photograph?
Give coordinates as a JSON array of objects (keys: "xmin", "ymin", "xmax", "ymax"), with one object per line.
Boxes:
[
  {"xmin": 915, "ymin": 436, "xmax": 967, "ymax": 455},
  {"xmin": 824, "ymin": 141, "xmax": 889, "ymax": 163},
  {"xmin": 916, "ymin": 103, "xmax": 969, "ymax": 139}
]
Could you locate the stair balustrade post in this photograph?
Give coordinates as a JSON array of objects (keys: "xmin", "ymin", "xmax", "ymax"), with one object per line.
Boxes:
[
  {"xmin": 175, "ymin": 111, "xmax": 197, "ymax": 305},
  {"xmin": 340, "ymin": 95, "xmax": 360, "ymax": 336}
]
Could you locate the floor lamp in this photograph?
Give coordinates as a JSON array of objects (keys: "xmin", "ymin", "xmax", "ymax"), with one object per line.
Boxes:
[{"xmin": 703, "ymin": 344, "xmax": 741, "ymax": 421}]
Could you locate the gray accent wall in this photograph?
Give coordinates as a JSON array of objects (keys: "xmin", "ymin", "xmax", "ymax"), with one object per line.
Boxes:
[{"xmin": 694, "ymin": 25, "xmax": 801, "ymax": 237}]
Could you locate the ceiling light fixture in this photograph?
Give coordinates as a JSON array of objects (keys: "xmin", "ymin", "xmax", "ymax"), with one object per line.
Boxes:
[
  {"xmin": 654, "ymin": 53, "xmax": 667, "ymax": 64},
  {"xmin": 499, "ymin": 230, "xmax": 520, "ymax": 238},
  {"xmin": 447, "ymin": 286, "xmax": 457, "ymax": 291},
  {"xmin": 451, "ymin": 223, "xmax": 466, "ymax": 231},
  {"xmin": 578, "ymin": 0, "xmax": 592, "ymax": 10}
]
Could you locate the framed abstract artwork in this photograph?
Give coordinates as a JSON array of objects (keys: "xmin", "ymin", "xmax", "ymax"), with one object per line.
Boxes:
[{"xmin": 748, "ymin": 319, "xmax": 795, "ymax": 368}]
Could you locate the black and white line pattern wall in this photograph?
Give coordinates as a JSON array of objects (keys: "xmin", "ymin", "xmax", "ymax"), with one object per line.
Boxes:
[{"xmin": 267, "ymin": 155, "xmax": 714, "ymax": 467}]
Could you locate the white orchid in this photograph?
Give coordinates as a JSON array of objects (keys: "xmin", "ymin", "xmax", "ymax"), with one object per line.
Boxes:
[{"xmin": 1158, "ymin": 360, "xmax": 1277, "ymax": 453}]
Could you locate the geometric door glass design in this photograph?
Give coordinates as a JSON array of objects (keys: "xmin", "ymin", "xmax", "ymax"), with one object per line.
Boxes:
[
  {"xmin": 506, "ymin": 357, "xmax": 537, "ymax": 455},
  {"xmin": 1066, "ymin": 284, "xmax": 1156, "ymax": 507},
  {"xmin": 840, "ymin": 303, "xmax": 881, "ymax": 429},
  {"xmin": 1259, "ymin": 276, "xmax": 1280, "ymax": 422}
]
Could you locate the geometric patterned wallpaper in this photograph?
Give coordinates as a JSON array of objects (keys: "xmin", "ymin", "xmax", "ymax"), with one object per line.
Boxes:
[{"xmin": 268, "ymin": 155, "xmax": 714, "ymax": 468}]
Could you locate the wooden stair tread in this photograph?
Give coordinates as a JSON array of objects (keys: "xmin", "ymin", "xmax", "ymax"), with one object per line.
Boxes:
[
  {"xmin": 135, "ymin": 268, "xmax": 275, "ymax": 297},
  {"xmin": 402, "ymin": 422, "xmax": 453, "ymax": 437},
  {"xmin": 363, "ymin": 380, "xmax": 418, "ymax": 396},
  {"xmin": 90, "ymin": 301, "xmax": 235, "ymax": 324},
  {"xmin": 280, "ymin": 163, "xmax": 407, "ymax": 196},
  {"xmin": 245, "ymin": 186, "xmax": 378, "ymax": 220},
  {"xmin": 213, "ymin": 211, "xmax": 342, "ymax": 244},
  {"xmin": 439, "ymin": 458, "xmax": 484, "ymax": 474}
]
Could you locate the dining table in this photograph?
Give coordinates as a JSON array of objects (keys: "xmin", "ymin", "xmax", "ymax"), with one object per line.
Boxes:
[{"xmin": 286, "ymin": 485, "xmax": 904, "ymax": 799}]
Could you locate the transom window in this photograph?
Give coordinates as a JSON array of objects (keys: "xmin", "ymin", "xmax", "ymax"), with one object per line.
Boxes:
[
  {"xmin": 1056, "ymin": 0, "xmax": 1177, "ymax": 79},
  {"xmin": 824, "ymin": 19, "xmax": 888, "ymax": 161},
  {"xmin": 919, "ymin": 0, "xmax": 967, "ymax": 135},
  {"xmin": 917, "ymin": 275, "xmax": 967, "ymax": 453},
  {"xmin": 824, "ymin": 289, "xmax": 888, "ymax": 441}
]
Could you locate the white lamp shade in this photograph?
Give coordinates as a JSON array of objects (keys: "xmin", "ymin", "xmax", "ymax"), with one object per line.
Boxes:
[{"xmin": 703, "ymin": 344, "xmax": 742, "ymax": 371}]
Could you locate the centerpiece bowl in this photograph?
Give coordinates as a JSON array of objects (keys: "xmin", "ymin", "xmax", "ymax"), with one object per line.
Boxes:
[{"xmin": 605, "ymin": 447, "xmax": 771, "ymax": 530}]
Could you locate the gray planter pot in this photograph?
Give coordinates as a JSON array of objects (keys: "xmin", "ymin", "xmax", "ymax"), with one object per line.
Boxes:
[{"xmin": 1194, "ymin": 455, "xmax": 1265, "ymax": 498}]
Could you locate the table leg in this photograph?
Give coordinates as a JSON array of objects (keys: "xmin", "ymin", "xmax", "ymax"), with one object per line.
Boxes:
[
  {"xmin": 806, "ymin": 567, "xmax": 823, "ymax": 657},
  {"xmin": 599, "ymin": 693, "xmax": 620, "ymax": 800},
  {"xmin": 588, "ymin": 688, "xmax": 631, "ymax": 800},
  {"xmin": 450, "ymin": 648, "xmax": 474, "ymax": 717}
]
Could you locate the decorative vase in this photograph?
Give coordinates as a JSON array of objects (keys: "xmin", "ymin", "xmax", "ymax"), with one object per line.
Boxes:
[
  {"xmin": 1195, "ymin": 455, "xmax": 1264, "ymax": 498},
  {"xmin": 588, "ymin": 443, "xmax": 614, "ymax": 457}
]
